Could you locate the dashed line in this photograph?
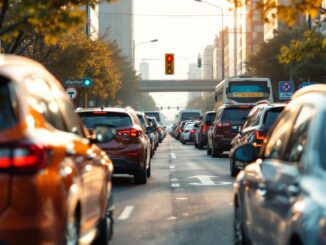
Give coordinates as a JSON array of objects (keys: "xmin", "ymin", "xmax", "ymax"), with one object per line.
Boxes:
[
  {"xmin": 171, "ymin": 178, "xmax": 179, "ymax": 182},
  {"xmin": 169, "ymin": 165, "xmax": 175, "ymax": 169},
  {"xmin": 118, "ymin": 206, "xmax": 134, "ymax": 220},
  {"xmin": 170, "ymin": 153, "xmax": 176, "ymax": 159}
]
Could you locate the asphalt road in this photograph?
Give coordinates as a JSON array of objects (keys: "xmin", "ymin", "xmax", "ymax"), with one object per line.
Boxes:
[{"xmin": 110, "ymin": 135, "xmax": 234, "ymax": 245}]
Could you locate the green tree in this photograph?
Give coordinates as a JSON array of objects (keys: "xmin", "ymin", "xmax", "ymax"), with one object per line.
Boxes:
[
  {"xmin": 186, "ymin": 93, "xmax": 215, "ymax": 113},
  {"xmin": 0, "ymin": 0, "xmax": 116, "ymax": 53}
]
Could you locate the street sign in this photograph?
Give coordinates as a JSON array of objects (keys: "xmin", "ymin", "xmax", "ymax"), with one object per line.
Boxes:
[
  {"xmin": 64, "ymin": 77, "xmax": 93, "ymax": 87},
  {"xmin": 279, "ymin": 81, "xmax": 294, "ymax": 100},
  {"xmin": 66, "ymin": 87, "xmax": 77, "ymax": 100}
]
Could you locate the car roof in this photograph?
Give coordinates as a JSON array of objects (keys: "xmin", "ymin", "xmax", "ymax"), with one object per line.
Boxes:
[{"xmin": 76, "ymin": 107, "xmax": 135, "ymax": 114}]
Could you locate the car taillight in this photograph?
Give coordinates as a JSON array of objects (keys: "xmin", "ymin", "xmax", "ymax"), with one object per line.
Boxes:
[
  {"xmin": 255, "ymin": 131, "xmax": 266, "ymax": 141},
  {"xmin": 157, "ymin": 127, "xmax": 161, "ymax": 132},
  {"xmin": 116, "ymin": 128, "xmax": 142, "ymax": 137},
  {"xmin": 0, "ymin": 143, "xmax": 48, "ymax": 172},
  {"xmin": 178, "ymin": 128, "xmax": 181, "ymax": 133},
  {"xmin": 202, "ymin": 124, "xmax": 207, "ymax": 133},
  {"xmin": 216, "ymin": 121, "xmax": 231, "ymax": 128},
  {"xmin": 190, "ymin": 129, "xmax": 195, "ymax": 134}
]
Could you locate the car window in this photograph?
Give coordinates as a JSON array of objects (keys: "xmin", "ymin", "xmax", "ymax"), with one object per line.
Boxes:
[
  {"xmin": 137, "ymin": 114, "xmax": 147, "ymax": 129},
  {"xmin": 26, "ymin": 77, "xmax": 67, "ymax": 131},
  {"xmin": 185, "ymin": 123, "xmax": 194, "ymax": 129},
  {"xmin": 284, "ymin": 105, "xmax": 314, "ymax": 163},
  {"xmin": 264, "ymin": 107, "xmax": 285, "ymax": 131},
  {"xmin": 0, "ymin": 78, "xmax": 18, "ymax": 129},
  {"xmin": 222, "ymin": 108, "xmax": 252, "ymax": 124},
  {"xmin": 263, "ymin": 105, "xmax": 301, "ymax": 160},
  {"xmin": 79, "ymin": 112, "xmax": 132, "ymax": 128},
  {"xmin": 242, "ymin": 108, "xmax": 260, "ymax": 129},
  {"xmin": 319, "ymin": 113, "xmax": 326, "ymax": 170},
  {"xmin": 206, "ymin": 113, "xmax": 216, "ymax": 123}
]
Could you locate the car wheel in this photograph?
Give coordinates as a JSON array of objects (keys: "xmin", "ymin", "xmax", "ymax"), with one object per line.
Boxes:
[
  {"xmin": 194, "ymin": 142, "xmax": 198, "ymax": 148},
  {"xmin": 64, "ymin": 213, "xmax": 80, "ymax": 245},
  {"xmin": 134, "ymin": 167, "xmax": 147, "ymax": 185},
  {"xmin": 207, "ymin": 144, "xmax": 212, "ymax": 155},
  {"xmin": 198, "ymin": 141, "xmax": 204, "ymax": 150},
  {"xmin": 234, "ymin": 198, "xmax": 249, "ymax": 245},
  {"xmin": 212, "ymin": 146, "xmax": 221, "ymax": 158},
  {"xmin": 147, "ymin": 158, "xmax": 151, "ymax": 178},
  {"xmin": 230, "ymin": 159, "xmax": 239, "ymax": 177}
]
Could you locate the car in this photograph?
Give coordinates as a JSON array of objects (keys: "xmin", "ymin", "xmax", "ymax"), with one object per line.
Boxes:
[
  {"xmin": 207, "ymin": 104, "xmax": 253, "ymax": 157},
  {"xmin": 145, "ymin": 111, "xmax": 162, "ymax": 124},
  {"xmin": 229, "ymin": 101, "xmax": 286, "ymax": 177},
  {"xmin": 0, "ymin": 55, "xmax": 114, "ymax": 245},
  {"xmin": 176, "ymin": 120, "xmax": 192, "ymax": 141},
  {"xmin": 77, "ymin": 107, "xmax": 151, "ymax": 184},
  {"xmin": 233, "ymin": 84, "xmax": 326, "ymax": 245},
  {"xmin": 195, "ymin": 111, "xmax": 216, "ymax": 149},
  {"xmin": 136, "ymin": 111, "xmax": 156, "ymax": 158},
  {"xmin": 180, "ymin": 122, "xmax": 196, "ymax": 144},
  {"xmin": 148, "ymin": 116, "xmax": 164, "ymax": 144}
]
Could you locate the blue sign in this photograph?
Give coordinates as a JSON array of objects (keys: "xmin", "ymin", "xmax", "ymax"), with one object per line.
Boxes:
[
  {"xmin": 279, "ymin": 81, "xmax": 294, "ymax": 100},
  {"xmin": 298, "ymin": 82, "xmax": 317, "ymax": 89}
]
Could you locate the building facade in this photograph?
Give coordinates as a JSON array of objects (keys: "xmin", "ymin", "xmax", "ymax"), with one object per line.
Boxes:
[
  {"xmin": 187, "ymin": 63, "xmax": 202, "ymax": 101},
  {"xmin": 139, "ymin": 61, "xmax": 150, "ymax": 80},
  {"xmin": 99, "ymin": 0, "xmax": 134, "ymax": 61}
]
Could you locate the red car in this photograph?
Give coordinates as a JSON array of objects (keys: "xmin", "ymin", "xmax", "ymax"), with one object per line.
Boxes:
[{"xmin": 77, "ymin": 107, "xmax": 151, "ymax": 184}]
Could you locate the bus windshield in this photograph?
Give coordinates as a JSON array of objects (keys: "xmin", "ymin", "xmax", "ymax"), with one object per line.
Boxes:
[{"xmin": 226, "ymin": 82, "xmax": 270, "ymax": 103}]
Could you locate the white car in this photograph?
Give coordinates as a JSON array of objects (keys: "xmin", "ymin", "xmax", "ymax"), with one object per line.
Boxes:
[{"xmin": 180, "ymin": 122, "xmax": 195, "ymax": 144}]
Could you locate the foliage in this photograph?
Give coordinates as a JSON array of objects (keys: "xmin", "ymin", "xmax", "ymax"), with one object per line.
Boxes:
[
  {"xmin": 186, "ymin": 93, "xmax": 215, "ymax": 112},
  {"xmin": 46, "ymin": 29, "xmax": 121, "ymax": 103},
  {"xmin": 0, "ymin": 0, "xmax": 116, "ymax": 47}
]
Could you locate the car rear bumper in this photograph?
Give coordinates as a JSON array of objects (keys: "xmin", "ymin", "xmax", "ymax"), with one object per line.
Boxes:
[
  {"xmin": 111, "ymin": 157, "xmax": 145, "ymax": 175},
  {"xmin": 199, "ymin": 133, "xmax": 207, "ymax": 145},
  {"xmin": 213, "ymin": 137, "xmax": 232, "ymax": 151}
]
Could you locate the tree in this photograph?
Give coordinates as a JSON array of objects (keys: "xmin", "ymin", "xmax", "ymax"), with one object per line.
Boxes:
[
  {"xmin": 46, "ymin": 29, "xmax": 121, "ymax": 106},
  {"xmin": 0, "ymin": 0, "xmax": 116, "ymax": 53},
  {"xmin": 186, "ymin": 93, "xmax": 215, "ymax": 112}
]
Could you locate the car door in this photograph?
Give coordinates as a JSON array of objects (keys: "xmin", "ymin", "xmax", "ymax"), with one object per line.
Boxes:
[{"xmin": 243, "ymin": 104, "xmax": 301, "ymax": 244}]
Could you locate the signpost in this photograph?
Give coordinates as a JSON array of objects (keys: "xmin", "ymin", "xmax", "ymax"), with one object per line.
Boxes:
[
  {"xmin": 66, "ymin": 87, "xmax": 77, "ymax": 100},
  {"xmin": 279, "ymin": 81, "xmax": 294, "ymax": 100}
]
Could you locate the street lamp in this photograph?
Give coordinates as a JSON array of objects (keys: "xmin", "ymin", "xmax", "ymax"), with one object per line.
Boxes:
[
  {"xmin": 133, "ymin": 39, "xmax": 158, "ymax": 67},
  {"xmin": 194, "ymin": 0, "xmax": 224, "ymax": 80}
]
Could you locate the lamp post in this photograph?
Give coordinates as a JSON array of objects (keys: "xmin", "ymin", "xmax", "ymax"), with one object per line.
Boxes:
[
  {"xmin": 133, "ymin": 39, "xmax": 158, "ymax": 68},
  {"xmin": 194, "ymin": 0, "xmax": 224, "ymax": 80}
]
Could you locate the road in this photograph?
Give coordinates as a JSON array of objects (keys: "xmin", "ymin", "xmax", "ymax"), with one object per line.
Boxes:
[{"xmin": 111, "ymin": 136, "xmax": 234, "ymax": 245}]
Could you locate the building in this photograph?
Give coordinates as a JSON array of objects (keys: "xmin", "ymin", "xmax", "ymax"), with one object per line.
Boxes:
[
  {"xmin": 202, "ymin": 45, "xmax": 214, "ymax": 79},
  {"xmin": 187, "ymin": 63, "xmax": 202, "ymax": 101},
  {"xmin": 212, "ymin": 35, "xmax": 222, "ymax": 80},
  {"xmin": 139, "ymin": 61, "xmax": 149, "ymax": 80},
  {"xmin": 99, "ymin": 0, "xmax": 134, "ymax": 61}
]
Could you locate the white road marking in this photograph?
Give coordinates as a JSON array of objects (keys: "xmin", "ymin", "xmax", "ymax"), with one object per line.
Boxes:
[
  {"xmin": 171, "ymin": 183, "xmax": 180, "ymax": 188},
  {"xmin": 171, "ymin": 178, "xmax": 179, "ymax": 182},
  {"xmin": 176, "ymin": 197, "xmax": 188, "ymax": 200},
  {"xmin": 170, "ymin": 153, "xmax": 176, "ymax": 159},
  {"xmin": 187, "ymin": 162, "xmax": 201, "ymax": 170},
  {"xmin": 188, "ymin": 175, "xmax": 233, "ymax": 186},
  {"xmin": 118, "ymin": 206, "xmax": 134, "ymax": 220},
  {"xmin": 169, "ymin": 165, "xmax": 175, "ymax": 169},
  {"xmin": 167, "ymin": 216, "xmax": 178, "ymax": 220}
]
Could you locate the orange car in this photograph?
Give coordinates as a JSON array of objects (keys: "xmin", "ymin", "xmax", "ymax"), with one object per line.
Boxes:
[{"xmin": 0, "ymin": 55, "xmax": 114, "ymax": 245}]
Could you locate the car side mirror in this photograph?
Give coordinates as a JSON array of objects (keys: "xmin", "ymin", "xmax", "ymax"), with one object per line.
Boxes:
[
  {"xmin": 147, "ymin": 126, "xmax": 155, "ymax": 134},
  {"xmin": 234, "ymin": 143, "xmax": 258, "ymax": 163}
]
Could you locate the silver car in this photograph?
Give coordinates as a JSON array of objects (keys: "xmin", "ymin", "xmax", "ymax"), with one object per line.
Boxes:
[{"xmin": 233, "ymin": 84, "xmax": 326, "ymax": 245}]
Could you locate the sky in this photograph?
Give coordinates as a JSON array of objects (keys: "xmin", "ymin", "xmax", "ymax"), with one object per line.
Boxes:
[{"xmin": 133, "ymin": 0, "xmax": 231, "ymax": 122}]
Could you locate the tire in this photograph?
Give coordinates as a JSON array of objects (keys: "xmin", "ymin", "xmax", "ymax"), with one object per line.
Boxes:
[
  {"xmin": 207, "ymin": 144, "xmax": 212, "ymax": 155},
  {"xmin": 212, "ymin": 146, "xmax": 221, "ymax": 158},
  {"xmin": 92, "ymin": 195, "xmax": 114, "ymax": 245},
  {"xmin": 134, "ymin": 167, "xmax": 147, "ymax": 184},
  {"xmin": 194, "ymin": 142, "xmax": 198, "ymax": 148},
  {"xmin": 230, "ymin": 159, "xmax": 239, "ymax": 177},
  {"xmin": 64, "ymin": 213, "xmax": 80, "ymax": 245},
  {"xmin": 198, "ymin": 141, "xmax": 204, "ymax": 150},
  {"xmin": 234, "ymin": 198, "xmax": 250, "ymax": 245},
  {"xmin": 182, "ymin": 140, "xmax": 186, "ymax": 145},
  {"xmin": 147, "ymin": 161, "xmax": 151, "ymax": 178}
]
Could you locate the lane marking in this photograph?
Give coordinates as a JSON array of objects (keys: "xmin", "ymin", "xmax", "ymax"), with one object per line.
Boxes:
[
  {"xmin": 169, "ymin": 165, "xmax": 175, "ymax": 169},
  {"xmin": 171, "ymin": 178, "xmax": 179, "ymax": 182},
  {"xmin": 118, "ymin": 206, "xmax": 134, "ymax": 220},
  {"xmin": 170, "ymin": 153, "xmax": 176, "ymax": 159},
  {"xmin": 187, "ymin": 162, "xmax": 201, "ymax": 170},
  {"xmin": 171, "ymin": 183, "xmax": 180, "ymax": 188},
  {"xmin": 176, "ymin": 197, "xmax": 188, "ymax": 200},
  {"xmin": 167, "ymin": 216, "xmax": 178, "ymax": 220}
]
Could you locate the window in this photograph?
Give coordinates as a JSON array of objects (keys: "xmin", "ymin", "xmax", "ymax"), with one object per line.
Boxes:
[
  {"xmin": 222, "ymin": 108, "xmax": 252, "ymax": 124},
  {"xmin": 0, "ymin": 78, "xmax": 17, "ymax": 129},
  {"xmin": 263, "ymin": 105, "xmax": 300, "ymax": 160},
  {"xmin": 79, "ymin": 112, "xmax": 132, "ymax": 129},
  {"xmin": 285, "ymin": 105, "xmax": 314, "ymax": 163},
  {"xmin": 264, "ymin": 107, "xmax": 285, "ymax": 131},
  {"xmin": 319, "ymin": 113, "xmax": 326, "ymax": 170}
]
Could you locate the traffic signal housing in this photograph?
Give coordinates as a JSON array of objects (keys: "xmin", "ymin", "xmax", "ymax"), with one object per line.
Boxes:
[{"xmin": 165, "ymin": 53, "xmax": 174, "ymax": 75}]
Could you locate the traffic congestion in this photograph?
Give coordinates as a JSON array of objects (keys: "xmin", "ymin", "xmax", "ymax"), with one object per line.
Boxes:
[{"xmin": 0, "ymin": 0, "xmax": 325, "ymax": 245}]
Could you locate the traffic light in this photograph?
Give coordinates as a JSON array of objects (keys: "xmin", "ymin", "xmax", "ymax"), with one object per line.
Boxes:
[
  {"xmin": 165, "ymin": 53, "xmax": 174, "ymax": 75},
  {"xmin": 82, "ymin": 77, "xmax": 93, "ymax": 87},
  {"xmin": 197, "ymin": 57, "xmax": 202, "ymax": 68}
]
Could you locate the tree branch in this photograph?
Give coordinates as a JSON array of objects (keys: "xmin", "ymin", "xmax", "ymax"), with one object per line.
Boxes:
[
  {"xmin": 0, "ymin": 17, "xmax": 29, "ymax": 37},
  {"xmin": 7, "ymin": 31, "xmax": 25, "ymax": 53},
  {"xmin": 0, "ymin": 0, "xmax": 9, "ymax": 30}
]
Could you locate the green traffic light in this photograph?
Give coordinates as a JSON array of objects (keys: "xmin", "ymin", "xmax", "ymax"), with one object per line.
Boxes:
[{"xmin": 82, "ymin": 77, "xmax": 93, "ymax": 87}]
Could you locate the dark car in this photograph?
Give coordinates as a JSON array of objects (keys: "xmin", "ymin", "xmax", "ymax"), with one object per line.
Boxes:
[
  {"xmin": 233, "ymin": 84, "xmax": 326, "ymax": 245},
  {"xmin": 147, "ymin": 117, "xmax": 159, "ymax": 149},
  {"xmin": 195, "ymin": 111, "xmax": 216, "ymax": 149},
  {"xmin": 148, "ymin": 116, "xmax": 164, "ymax": 143},
  {"xmin": 136, "ymin": 111, "xmax": 156, "ymax": 158},
  {"xmin": 207, "ymin": 105, "xmax": 253, "ymax": 157},
  {"xmin": 0, "ymin": 55, "xmax": 114, "ymax": 245},
  {"xmin": 78, "ymin": 107, "xmax": 151, "ymax": 184},
  {"xmin": 229, "ymin": 102, "xmax": 286, "ymax": 177}
]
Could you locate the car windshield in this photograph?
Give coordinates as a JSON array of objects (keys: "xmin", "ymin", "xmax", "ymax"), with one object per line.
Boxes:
[
  {"xmin": 145, "ymin": 112, "xmax": 160, "ymax": 122},
  {"xmin": 264, "ymin": 107, "xmax": 284, "ymax": 131},
  {"xmin": 206, "ymin": 113, "xmax": 216, "ymax": 123},
  {"xmin": 137, "ymin": 114, "xmax": 146, "ymax": 128},
  {"xmin": 222, "ymin": 108, "xmax": 252, "ymax": 124},
  {"xmin": 185, "ymin": 123, "xmax": 194, "ymax": 129},
  {"xmin": 78, "ymin": 112, "xmax": 132, "ymax": 128}
]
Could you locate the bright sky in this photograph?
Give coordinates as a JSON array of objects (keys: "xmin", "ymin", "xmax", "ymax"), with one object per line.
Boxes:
[{"xmin": 134, "ymin": 0, "xmax": 231, "ymax": 122}]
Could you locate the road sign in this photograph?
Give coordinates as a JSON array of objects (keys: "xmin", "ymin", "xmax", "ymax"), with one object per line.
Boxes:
[
  {"xmin": 66, "ymin": 87, "xmax": 77, "ymax": 100},
  {"xmin": 298, "ymin": 81, "xmax": 317, "ymax": 89},
  {"xmin": 64, "ymin": 77, "xmax": 93, "ymax": 87},
  {"xmin": 279, "ymin": 81, "xmax": 294, "ymax": 100}
]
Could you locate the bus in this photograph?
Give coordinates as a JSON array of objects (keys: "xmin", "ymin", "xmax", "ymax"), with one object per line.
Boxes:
[
  {"xmin": 214, "ymin": 76, "xmax": 273, "ymax": 110},
  {"xmin": 176, "ymin": 109, "xmax": 202, "ymax": 124}
]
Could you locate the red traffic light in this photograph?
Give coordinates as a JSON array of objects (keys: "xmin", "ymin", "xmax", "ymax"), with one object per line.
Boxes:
[{"xmin": 166, "ymin": 54, "xmax": 173, "ymax": 62}]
